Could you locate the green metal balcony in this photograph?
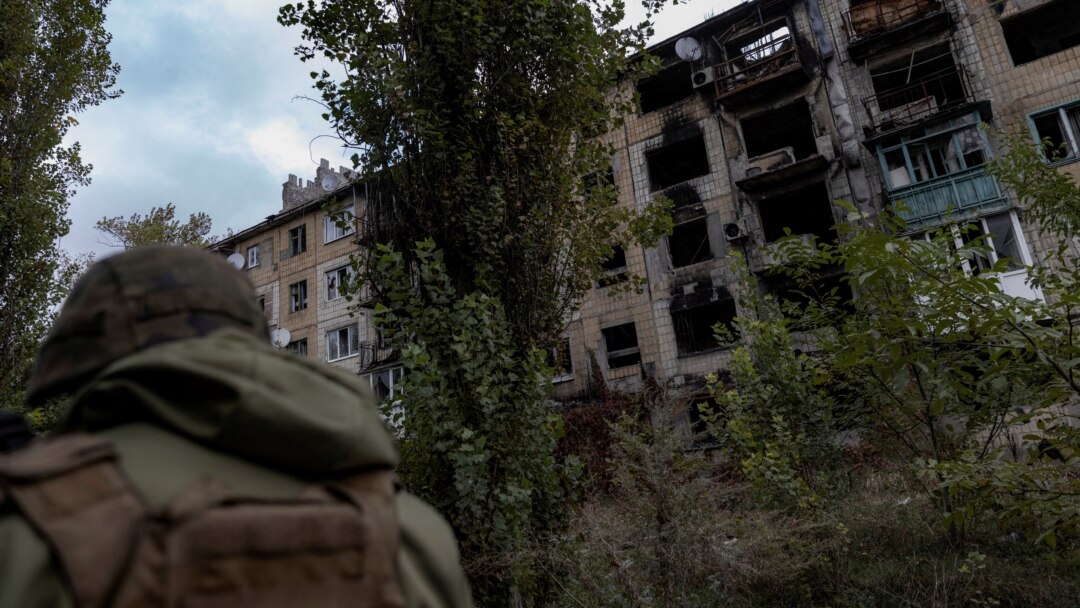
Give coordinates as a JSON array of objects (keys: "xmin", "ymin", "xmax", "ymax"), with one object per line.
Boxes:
[{"xmin": 889, "ymin": 167, "xmax": 1010, "ymax": 228}]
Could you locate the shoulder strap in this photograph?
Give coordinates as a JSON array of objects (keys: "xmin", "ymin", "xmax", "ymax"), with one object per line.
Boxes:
[
  {"xmin": 329, "ymin": 469, "xmax": 405, "ymax": 607},
  {"xmin": 0, "ymin": 433, "xmax": 147, "ymax": 608}
]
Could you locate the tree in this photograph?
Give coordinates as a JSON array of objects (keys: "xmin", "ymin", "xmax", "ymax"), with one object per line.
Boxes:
[
  {"xmin": 279, "ymin": 0, "xmax": 671, "ymax": 602},
  {"xmin": 0, "ymin": 0, "xmax": 120, "ymax": 409},
  {"xmin": 95, "ymin": 203, "xmax": 217, "ymax": 249}
]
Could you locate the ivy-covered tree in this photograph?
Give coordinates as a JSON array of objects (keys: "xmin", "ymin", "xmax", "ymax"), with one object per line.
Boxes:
[
  {"xmin": 0, "ymin": 0, "xmax": 120, "ymax": 410},
  {"xmin": 95, "ymin": 203, "xmax": 218, "ymax": 249},
  {"xmin": 279, "ymin": 0, "xmax": 670, "ymax": 602}
]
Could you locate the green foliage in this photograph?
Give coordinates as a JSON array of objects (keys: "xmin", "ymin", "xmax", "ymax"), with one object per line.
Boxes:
[
  {"xmin": 0, "ymin": 0, "xmax": 119, "ymax": 412},
  {"xmin": 370, "ymin": 240, "xmax": 564, "ymax": 602},
  {"xmin": 706, "ymin": 256, "xmax": 842, "ymax": 509},
  {"xmin": 95, "ymin": 203, "xmax": 219, "ymax": 249},
  {"xmin": 280, "ymin": 1, "xmax": 674, "ymax": 602}
]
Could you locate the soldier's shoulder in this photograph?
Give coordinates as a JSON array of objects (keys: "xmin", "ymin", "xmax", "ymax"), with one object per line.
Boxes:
[{"xmin": 396, "ymin": 492, "xmax": 474, "ymax": 608}]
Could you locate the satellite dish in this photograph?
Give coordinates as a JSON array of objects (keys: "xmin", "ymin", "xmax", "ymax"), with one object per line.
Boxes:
[
  {"xmin": 675, "ymin": 37, "xmax": 703, "ymax": 62},
  {"xmin": 226, "ymin": 253, "xmax": 246, "ymax": 270},
  {"xmin": 271, "ymin": 328, "xmax": 291, "ymax": 348},
  {"xmin": 320, "ymin": 172, "xmax": 341, "ymax": 191}
]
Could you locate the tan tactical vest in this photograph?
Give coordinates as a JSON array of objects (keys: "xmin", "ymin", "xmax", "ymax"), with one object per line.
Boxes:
[{"xmin": 0, "ymin": 433, "xmax": 406, "ymax": 608}]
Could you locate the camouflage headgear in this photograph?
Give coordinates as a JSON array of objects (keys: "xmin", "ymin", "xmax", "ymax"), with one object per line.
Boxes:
[{"xmin": 26, "ymin": 246, "xmax": 269, "ymax": 405}]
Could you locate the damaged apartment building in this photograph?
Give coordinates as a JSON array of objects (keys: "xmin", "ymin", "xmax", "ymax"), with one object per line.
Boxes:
[
  {"xmin": 210, "ymin": 0, "xmax": 1080, "ymax": 431},
  {"xmin": 551, "ymin": 0, "xmax": 1080, "ymax": 427},
  {"xmin": 208, "ymin": 160, "xmax": 404, "ymax": 403}
]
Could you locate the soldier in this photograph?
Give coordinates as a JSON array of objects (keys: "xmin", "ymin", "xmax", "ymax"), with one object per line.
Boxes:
[{"xmin": 0, "ymin": 246, "xmax": 473, "ymax": 608}]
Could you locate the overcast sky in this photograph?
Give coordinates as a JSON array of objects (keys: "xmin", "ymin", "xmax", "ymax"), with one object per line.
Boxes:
[{"xmin": 63, "ymin": 0, "xmax": 742, "ymax": 257}]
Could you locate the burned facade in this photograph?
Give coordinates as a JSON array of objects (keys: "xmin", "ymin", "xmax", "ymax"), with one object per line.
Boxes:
[{"xmin": 553, "ymin": 0, "xmax": 1078, "ymax": 414}]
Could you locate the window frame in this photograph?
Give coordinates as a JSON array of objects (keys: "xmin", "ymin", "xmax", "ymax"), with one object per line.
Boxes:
[
  {"xmin": 326, "ymin": 265, "xmax": 354, "ymax": 302},
  {"xmin": 289, "ymin": 280, "xmax": 308, "ymax": 312},
  {"xmin": 601, "ymin": 322, "xmax": 641, "ymax": 370},
  {"xmin": 326, "ymin": 324, "xmax": 360, "ymax": 362},
  {"xmin": 324, "ymin": 204, "xmax": 356, "ymax": 243},
  {"xmin": 1029, "ymin": 101, "xmax": 1080, "ymax": 165},
  {"xmin": 876, "ymin": 112, "xmax": 991, "ymax": 191},
  {"xmin": 287, "ymin": 338, "xmax": 308, "ymax": 356},
  {"xmin": 288, "ymin": 224, "xmax": 307, "ymax": 256},
  {"xmin": 246, "ymin": 245, "xmax": 259, "ymax": 268}
]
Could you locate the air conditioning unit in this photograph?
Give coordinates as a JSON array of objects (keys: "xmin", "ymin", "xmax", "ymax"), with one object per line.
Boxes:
[
  {"xmin": 723, "ymin": 220, "xmax": 748, "ymax": 242},
  {"xmin": 692, "ymin": 66, "xmax": 717, "ymax": 89},
  {"xmin": 745, "ymin": 146, "xmax": 795, "ymax": 178}
]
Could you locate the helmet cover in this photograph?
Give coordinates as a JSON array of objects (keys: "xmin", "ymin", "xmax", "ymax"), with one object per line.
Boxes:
[{"xmin": 26, "ymin": 246, "xmax": 269, "ymax": 404}]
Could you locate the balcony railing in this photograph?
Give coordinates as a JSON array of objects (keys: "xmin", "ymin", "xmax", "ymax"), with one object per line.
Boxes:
[
  {"xmin": 889, "ymin": 167, "xmax": 1009, "ymax": 227},
  {"xmin": 714, "ymin": 30, "xmax": 802, "ymax": 99},
  {"xmin": 843, "ymin": 0, "xmax": 944, "ymax": 43},
  {"xmin": 358, "ymin": 341, "xmax": 396, "ymax": 372},
  {"xmin": 863, "ymin": 67, "xmax": 972, "ymax": 134}
]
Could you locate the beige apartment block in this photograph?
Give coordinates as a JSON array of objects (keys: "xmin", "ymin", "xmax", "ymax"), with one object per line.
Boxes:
[{"xmin": 208, "ymin": 159, "xmax": 401, "ymax": 401}]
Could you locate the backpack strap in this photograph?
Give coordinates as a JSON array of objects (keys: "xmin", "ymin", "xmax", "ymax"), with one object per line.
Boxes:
[
  {"xmin": 329, "ymin": 469, "xmax": 406, "ymax": 608},
  {"xmin": 0, "ymin": 433, "xmax": 147, "ymax": 608}
]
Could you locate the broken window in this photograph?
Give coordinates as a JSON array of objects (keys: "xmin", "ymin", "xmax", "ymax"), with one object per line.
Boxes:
[
  {"xmin": 289, "ymin": 280, "xmax": 308, "ymax": 312},
  {"xmin": 368, "ymin": 366, "xmax": 405, "ymax": 402},
  {"xmin": 548, "ymin": 337, "xmax": 574, "ymax": 382},
  {"xmin": 725, "ymin": 21, "xmax": 791, "ymax": 65},
  {"xmin": 671, "ymin": 299, "xmax": 737, "ymax": 355},
  {"xmin": 916, "ymin": 212, "xmax": 1027, "ymax": 274},
  {"xmin": 289, "ymin": 224, "xmax": 307, "ymax": 256},
  {"xmin": 646, "ymin": 135, "xmax": 710, "ymax": 191},
  {"xmin": 768, "ymin": 272, "xmax": 854, "ymax": 317},
  {"xmin": 287, "ymin": 338, "xmax": 308, "ymax": 356},
  {"xmin": 741, "ymin": 98, "xmax": 817, "ymax": 160},
  {"xmin": 327, "ymin": 324, "xmax": 359, "ymax": 361},
  {"xmin": 669, "ymin": 218, "xmax": 712, "ymax": 268},
  {"xmin": 1001, "ymin": 0, "xmax": 1080, "ymax": 66},
  {"xmin": 246, "ymin": 245, "xmax": 259, "ymax": 268},
  {"xmin": 1031, "ymin": 102, "xmax": 1080, "ymax": 161},
  {"xmin": 326, "ymin": 265, "xmax": 354, "ymax": 301},
  {"xmin": 599, "ymin": 245, "xmax": 628, "ymax": 286},
  {"xmin": 638, "ymin": 63, "xmax": 695, "ymax": 114},
  {"xmin": 868, "ymin": 44, "xmax": 966, "ymax": 117},
  {"xmin": 758, "ymin": 181, "xmax": 836, "ymax": 243},
  {"xmin": 602, "ymin": 322, "xmax": 641, "ymax": 369},
  {"xmin": 878, "ymin": 114, "xmax": 988, "ymax": 189}
]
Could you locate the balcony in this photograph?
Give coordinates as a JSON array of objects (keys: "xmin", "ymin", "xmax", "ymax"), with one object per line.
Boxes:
[
  {"xmin": 844, "ymin": 0, "xmax": 951, "ymax": 61},
  {"xmin": 862, "ymin": 67, "xmax": 973, "ymax": 136},
  {"xmin": 711, "ymin": 21, "xmax": 809, "ymax": 108},
  {"xmin": 358, "ymin": 341, "xmax": 396, "ymax": 372},
  {"xmin": 889, "ymin": 167, "xmax": 1010, "ymax": 228}
]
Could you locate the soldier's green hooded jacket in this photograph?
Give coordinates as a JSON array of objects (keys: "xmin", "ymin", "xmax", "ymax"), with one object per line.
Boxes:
[
  {"xmin": 0, "ymin": 328, "xmax": 473, "ymax": 608},
  {"xmin": 0, "ymin": 247, "xmax": 473, "ymax": 608}
]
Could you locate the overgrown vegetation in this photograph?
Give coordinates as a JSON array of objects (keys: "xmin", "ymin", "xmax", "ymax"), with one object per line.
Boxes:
[
  {"xmin": 548, "ymin": 134, "xmax": 1079, "ymax": 607},
  {"xmin": 0, "ymin": 0, "xmax": 119, "ymax": 412},
  {"xmin": 280, "ymin": 1, "xmax": 672, "ymax": 602}
]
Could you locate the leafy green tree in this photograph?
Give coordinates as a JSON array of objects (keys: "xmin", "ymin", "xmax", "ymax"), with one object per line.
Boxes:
[
  {"xmin": 95, "ymin": 203, "xmax": 217, "ymax": 249},
  {"xmin": 0, "ymin": 0, "xmax": 119, "ymax": 410},
  {"xmin": 280, "ymin": 1, "xmax": 671, "ymax": 601}
]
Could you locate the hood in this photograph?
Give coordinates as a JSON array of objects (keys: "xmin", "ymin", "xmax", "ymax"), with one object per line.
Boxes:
[{"xmin": 62, "ymin": 328, "xmax": 398, "ymax": 475}]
